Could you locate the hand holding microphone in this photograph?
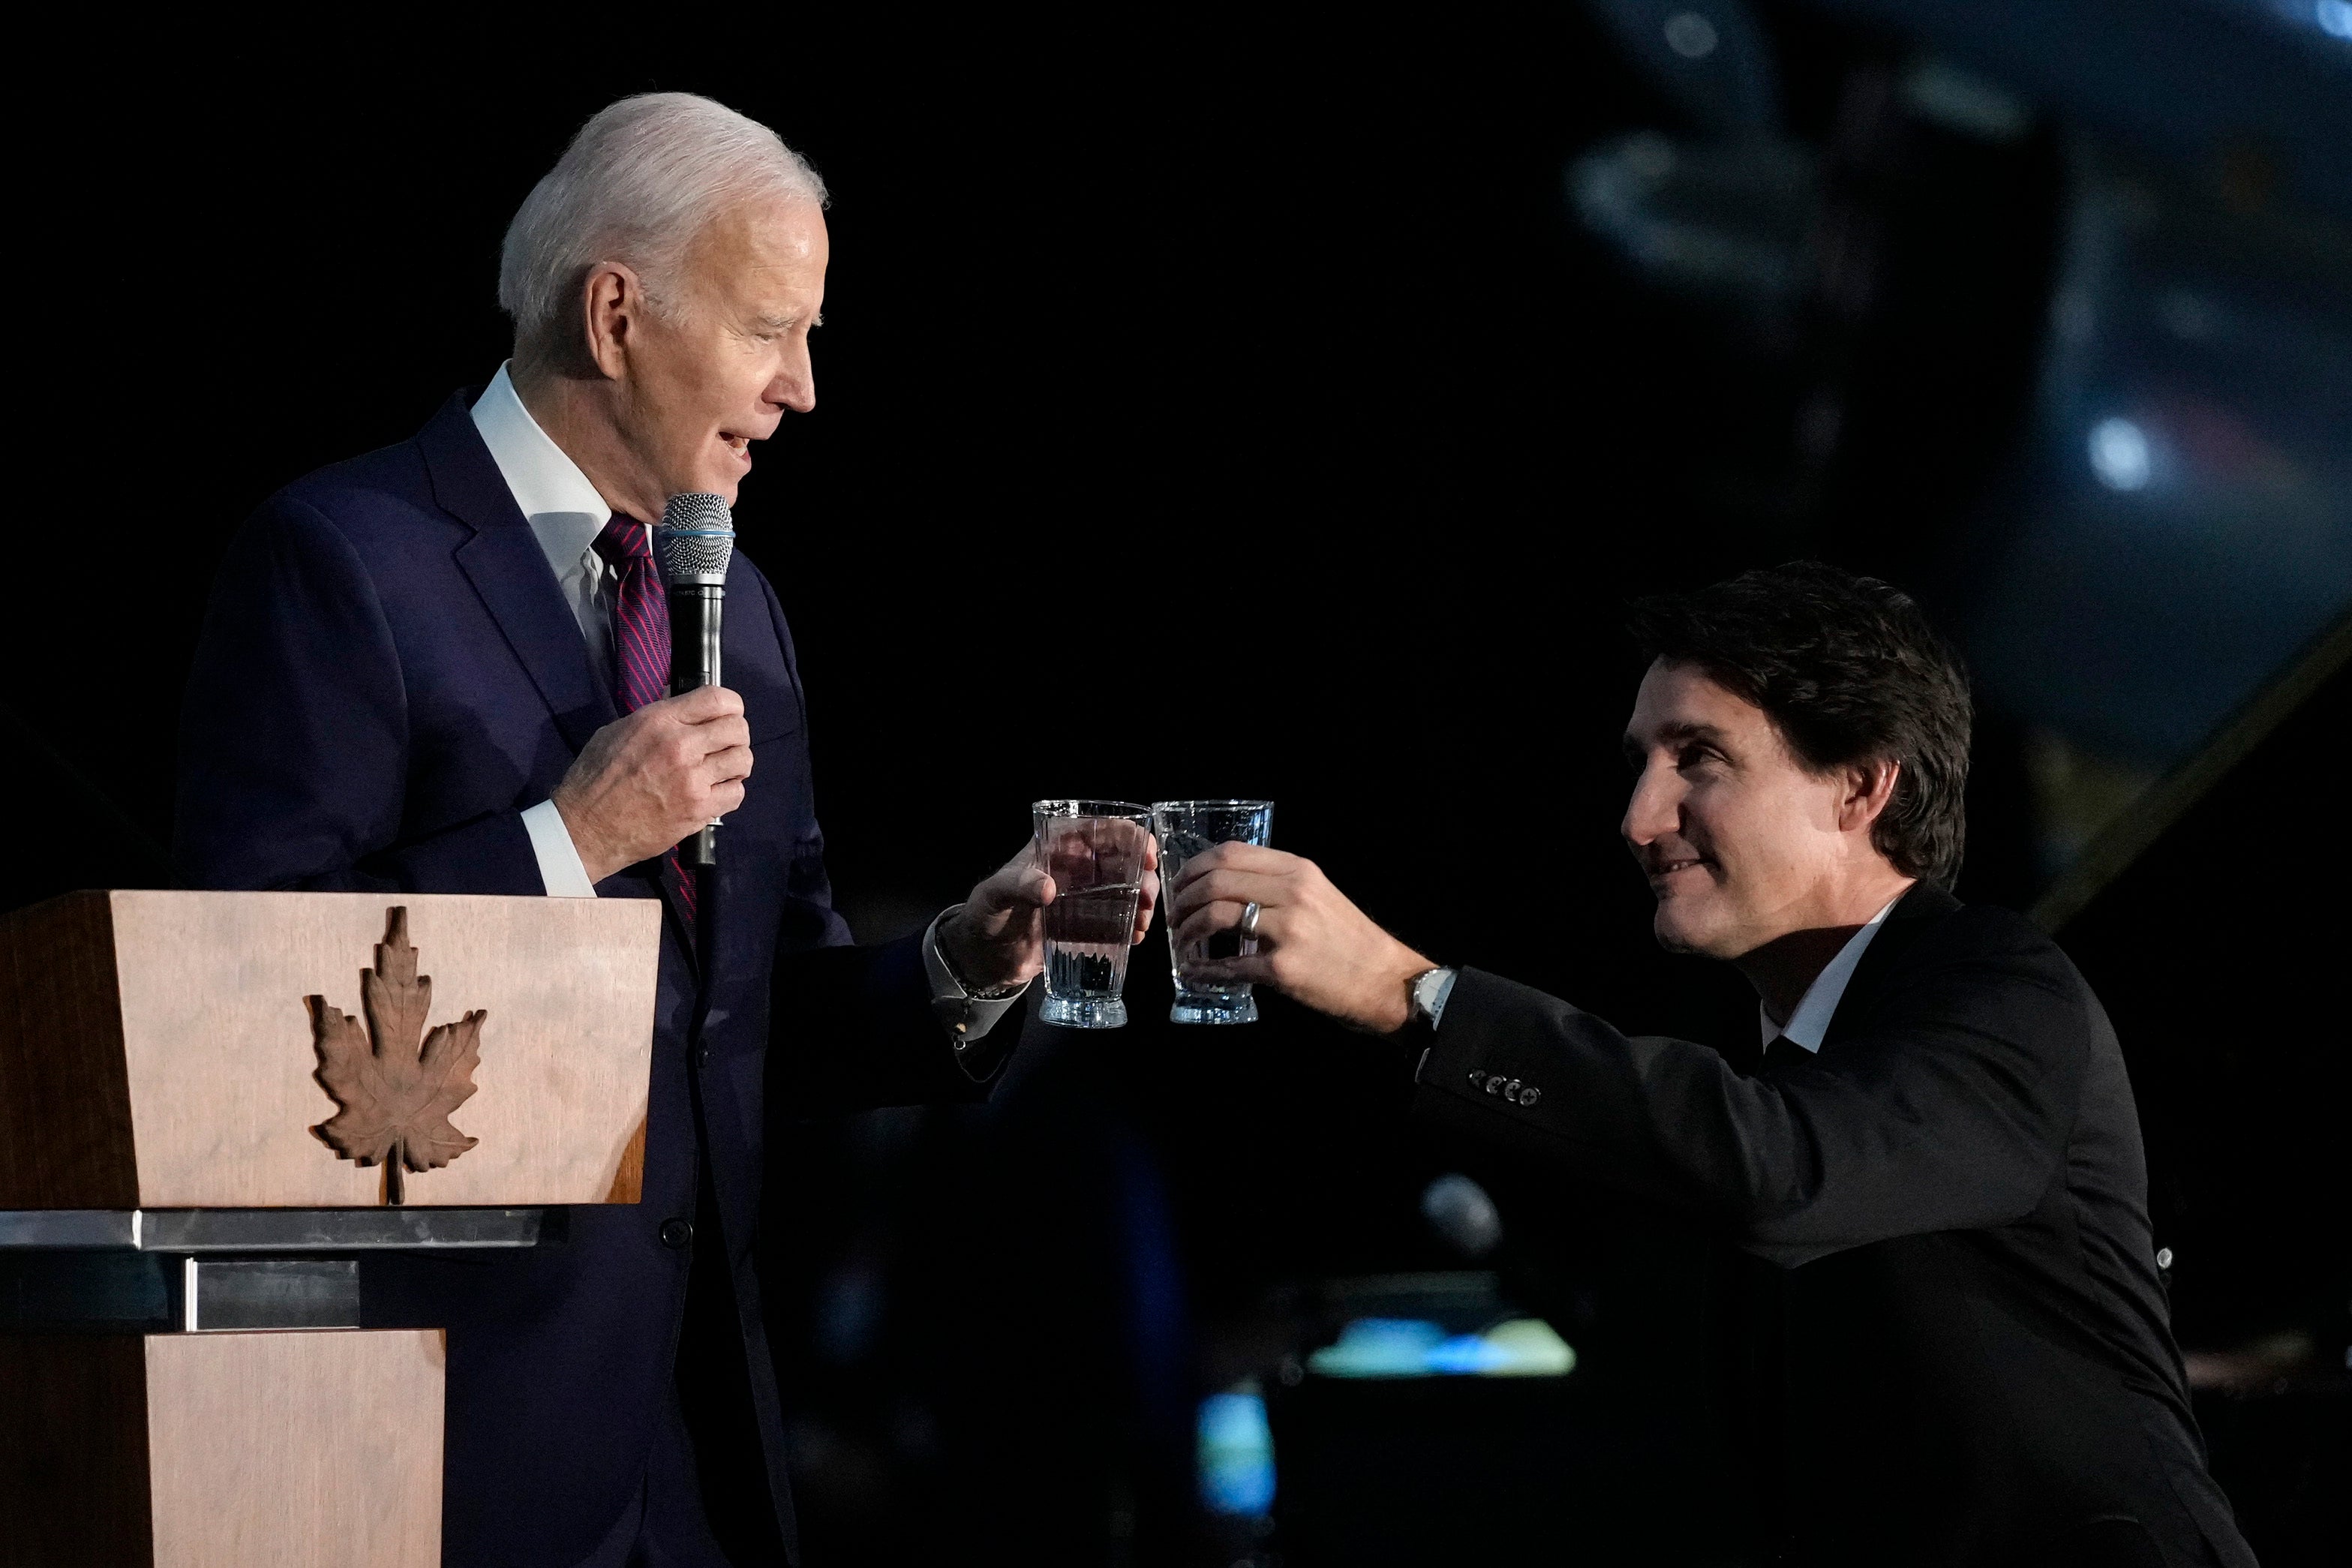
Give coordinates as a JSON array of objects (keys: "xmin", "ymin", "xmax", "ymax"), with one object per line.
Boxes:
[
  {"xmin": 656, "ymin": 493, "xmax": 736, "ymax": 869},
  {"xmin": 551, "ymin": 494, "xmax": 744, "ymax": 884}
]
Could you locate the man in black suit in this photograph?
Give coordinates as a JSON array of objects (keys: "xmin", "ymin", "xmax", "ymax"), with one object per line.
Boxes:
[{"xmin": 1169, "ymin": 563, "xmax": 2252, "ymax": 1565}]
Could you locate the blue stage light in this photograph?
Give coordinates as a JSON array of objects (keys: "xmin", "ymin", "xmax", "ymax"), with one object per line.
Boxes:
[
  {"xmin": 2089, "ymin": 417, "xmax": 2152, "ymax": 491},
  {"xmin": 1198, "ymin": 1387, "xmax": 1277, "ymax": 1516},
  {"xmin": 1308, "ymin": 1316, "xmax": 1577, "ymax": 1378}
]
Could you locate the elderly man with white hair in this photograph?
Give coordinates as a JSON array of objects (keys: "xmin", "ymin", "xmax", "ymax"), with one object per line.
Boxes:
[{"xmin": 176, "ymin": 93, "xmax": 1140, "ymax": 1567}]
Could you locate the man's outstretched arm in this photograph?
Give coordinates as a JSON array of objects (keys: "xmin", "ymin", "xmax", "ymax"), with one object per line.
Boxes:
[
  {"xmin": 1413, "ymin": 951, "xmax": 2071, "ymax": 1266},
  {"xmin": 1170, "ymin": 845, "xmax": 2072, "ymax": 1266},
  {"xmin": 767, "ymin": 834, "xmax": 1162, "ymax": 1113}
]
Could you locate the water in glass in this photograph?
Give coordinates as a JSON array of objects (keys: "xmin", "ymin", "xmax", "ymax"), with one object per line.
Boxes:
[
  {"xmin": 1152, "ymin": 800, "xmax": 1275, "ymax": 1024},
  {"xmin": 1033, "ymin": 800, "xmax": 1153, "ymax": 1029}
]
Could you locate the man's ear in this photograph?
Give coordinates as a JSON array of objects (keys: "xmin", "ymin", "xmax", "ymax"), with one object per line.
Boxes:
[
  {"xmin": 579, "ymin": 262, "xmax": 642, "ymax": 380},
  {"xmin": 1839, "ymin": 757, "xmax": 1902, "ymax": 834}
]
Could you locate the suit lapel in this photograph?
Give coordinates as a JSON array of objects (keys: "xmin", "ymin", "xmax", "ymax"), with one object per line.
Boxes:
[
  {"xmin": 419, "ymin": 389, "xmax": 703, "ymax": 972},
  {"xmin": 418, "ymin": 390, "xmax": 617, "ymax": 755}
]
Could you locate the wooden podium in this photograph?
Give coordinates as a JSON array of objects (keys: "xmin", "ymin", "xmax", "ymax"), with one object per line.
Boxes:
[{"xmin": 0, "ymin": 891, "xmax": 661, "ymax": 1567}]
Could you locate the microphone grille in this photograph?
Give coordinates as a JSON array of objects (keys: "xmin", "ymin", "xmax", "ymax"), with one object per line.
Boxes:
[{"xmin": 656, "ymin": 493, "xmax": 735, "ymax": 587}]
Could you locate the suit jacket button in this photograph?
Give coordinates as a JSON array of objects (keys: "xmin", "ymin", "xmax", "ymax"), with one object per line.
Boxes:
[
  {"xmin": 1504, "ymin": 1079, "xmax": 1521, "ymax": 1098},
  {"xmin": 659, "ymin": 1218, "xmax": 694, "ymax": 1249},
  {"xmin": 1519, "ymin": 1086, "xmax": 1540, "ymax": 1107},
  {"xmin": 1485, "ymin": 1076, "xmax": 1503, "ymax": 1094}
]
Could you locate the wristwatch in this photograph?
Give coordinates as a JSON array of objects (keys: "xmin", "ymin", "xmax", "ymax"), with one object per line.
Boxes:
[{"xmin": 1408, "ymin": 966, "xmax": 1458, "ymax": 1028}]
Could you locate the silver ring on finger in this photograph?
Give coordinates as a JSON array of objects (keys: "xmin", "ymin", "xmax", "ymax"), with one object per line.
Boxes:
[{"xmin": 1237, "ymin": 900, "xmax": 1262, "ymax": 943}]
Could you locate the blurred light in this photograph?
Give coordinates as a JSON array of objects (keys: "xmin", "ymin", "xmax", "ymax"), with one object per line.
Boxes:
[
  {"xmin": 2317, "ymin": 2, "xmax": 2352, "ymax": 41},
  {"xmin": 1310, "ymin": 1317, "xmax": 1443, "ymax": 1377},
  {"xmin": 1198, "ymin": 1386, "xmax": 1275, "ymax": 1516},
  {"xmin": 1568, "ymin": 132, "xmax": 1816, "ymax": 310},
  {"xmin": 1424, "ymin": 1334, "xmax": 1503, "ymax": 1374},
  {"xmin": 1476, "ymin": 1318, "xmax": 1578, "ymax": 1376},
  {"xmin": 2089, "ymin": 417, "xmax": 2153, "ymax": 491},
  {"xmin": 1308, "ymin": 1317, "xmax": 1577, "ymax": 1379},
  {"xmin": 1902, "ymin": 60, "xmax": 2030, "ymax": 143},
  {"xmin": 1663, "ymin": 11, "xmax": 1719, "ymax": 59},
  {"xmin": 1420, "ymin": 1173, "xmax": 1503, "ymax": 1257}
]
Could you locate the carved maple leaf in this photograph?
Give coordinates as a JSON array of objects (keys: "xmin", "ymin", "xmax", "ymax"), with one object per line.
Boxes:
[{"xmin": 307, "ymin": 906, "xmax": 486, "ymax": 1205}]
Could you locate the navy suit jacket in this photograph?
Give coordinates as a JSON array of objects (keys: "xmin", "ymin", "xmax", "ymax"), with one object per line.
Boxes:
[{"xmin": 176, "ymin": 391, "xmax": 999, "ymax": 1567}]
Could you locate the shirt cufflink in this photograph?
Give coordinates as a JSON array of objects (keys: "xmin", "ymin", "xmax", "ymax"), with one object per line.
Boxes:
[
  {"xmin": 521, "ymin": 799, "xmax": 598, "ymax": 897},
  {"xmin": 923, "ymin": 906, "xmax": 1029, "ymax": 1048}
]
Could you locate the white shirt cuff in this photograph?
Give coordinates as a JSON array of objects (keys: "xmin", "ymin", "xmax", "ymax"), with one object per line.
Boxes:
[
  {"xmin": 922, "ymin": 906, "xmax": 1027, "ymax": 1046},
  {"xmin": 521, "ymin": 799, "xmax": 599, "ymax": 897}
]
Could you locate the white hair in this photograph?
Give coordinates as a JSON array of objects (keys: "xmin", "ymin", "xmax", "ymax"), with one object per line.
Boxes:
[{"xmin": 498, "ymin": 92, "xmax": 828, "ymax": 365}]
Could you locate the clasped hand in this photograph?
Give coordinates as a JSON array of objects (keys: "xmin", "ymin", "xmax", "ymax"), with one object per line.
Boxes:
[
  {"xmin": 1168, "ymin": 843, "xmax": 1432, "ymax": 1032},
  {"xmin": 940, "ymin": 833, "xmax": 1161, "ymax": 993},
  {"xmin": 551, "ymin": 687, "xmax": 1157, "ymax": 990}
]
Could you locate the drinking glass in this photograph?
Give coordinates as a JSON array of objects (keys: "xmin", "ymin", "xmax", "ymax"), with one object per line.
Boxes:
[
  {"xmin": 1152, "ymin": 800, "xmax": 1275, "ymax": 1025},
  {"xmin": 1033, "ymin": 800, "xmax": 1154, "ymax": 1029}
]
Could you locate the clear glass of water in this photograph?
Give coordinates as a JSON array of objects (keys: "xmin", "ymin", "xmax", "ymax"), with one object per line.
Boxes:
[
  {"xmin": 1033, "ymin": 800, "xmax": 1154, "ymax": 1029},
  {"xmin": 1152, "ymin": 800, "xmax": 1275, "ymax": 1025}
]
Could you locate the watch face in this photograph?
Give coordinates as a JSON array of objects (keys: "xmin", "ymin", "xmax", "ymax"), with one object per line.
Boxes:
[{"xmin": 1413, "ymin": 969, "xmax": 1443, "ymax": 1018}]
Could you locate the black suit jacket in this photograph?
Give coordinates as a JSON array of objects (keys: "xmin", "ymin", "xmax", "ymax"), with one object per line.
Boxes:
[
  {"xmin": 1417, "ymin": 884, "xmax": 2254, "ymax": 1566},
  {"xmin": 176, "ymin": 392, "xmax": 1004, "ymax": 1567}
]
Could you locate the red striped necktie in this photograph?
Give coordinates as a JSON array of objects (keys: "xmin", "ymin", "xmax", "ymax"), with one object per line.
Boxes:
[{"xmin": 591, "ymin": 515, "xmax": 698, "ymax": 922}]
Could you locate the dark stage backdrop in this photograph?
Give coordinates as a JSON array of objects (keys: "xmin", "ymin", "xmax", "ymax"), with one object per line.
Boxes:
[
  {"xmin": 11, "ymin": 14, "xmax": 2338, "ymax": 1565},
  {"xmin": 15, "ymin": 17, "xmax": 1894, "ymax": 1020}
]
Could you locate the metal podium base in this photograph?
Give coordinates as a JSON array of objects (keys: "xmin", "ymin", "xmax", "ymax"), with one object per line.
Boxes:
[
  {"xmin": 1, "ymin": 1207, "xmax": 556, "ymax": 1566},
  {"xmin": 0, "ymin": 1206, "xmax": 557, "ymax": 1332}
]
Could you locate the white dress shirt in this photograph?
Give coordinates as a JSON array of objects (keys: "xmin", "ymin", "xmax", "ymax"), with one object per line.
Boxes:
[
  {"xmin": 468, "ymin": 365, "xmax": 1023, "ymax": 1041},
  {"xmin": 1760, "ymin": 891, "xmax": 1906, "ymax": 1053}
]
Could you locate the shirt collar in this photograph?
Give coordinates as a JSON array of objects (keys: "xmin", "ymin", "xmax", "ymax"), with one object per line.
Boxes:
[
  {"xmin": 469, "ymin": 362, "xmax": 614, "ymax": 579},
  {"xmin": 1761, "ymin": 891, "xmax": 1908, "ymax": 1053}
]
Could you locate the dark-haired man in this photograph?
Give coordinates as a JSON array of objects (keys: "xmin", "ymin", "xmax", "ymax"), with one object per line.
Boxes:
[{"xmin": 1172, "ymin": 563, "xmax": 2251, "ymax": 1565}]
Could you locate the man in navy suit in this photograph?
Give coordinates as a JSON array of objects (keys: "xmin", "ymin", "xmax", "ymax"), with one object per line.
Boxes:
[{"xmin": 176, "ymin": 92, "xmax": 1149, "ymax": 1567}]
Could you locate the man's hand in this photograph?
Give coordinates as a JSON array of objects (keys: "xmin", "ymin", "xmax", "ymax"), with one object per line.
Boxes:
[
  {"xmin": 940, "ymin": 834, "xmax": 1162, "ymax": 993},
  {"xmin": 1168, "ymin": 843, "xmax": 1431, "ymax": 1032},
  {"xmin": 552, "ymin": 686, "xmax": 752, "ymax": 884}
]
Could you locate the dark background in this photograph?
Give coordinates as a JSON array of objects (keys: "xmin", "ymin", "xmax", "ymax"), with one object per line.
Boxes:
[{"xmin": 5, "ymin": 5, "xmax": 2346, "ymax": 1563}]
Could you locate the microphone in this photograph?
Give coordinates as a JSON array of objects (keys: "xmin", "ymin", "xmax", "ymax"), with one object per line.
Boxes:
[{"xmin": 656, "ymin": 492, "xmax": 736, "ymax": 870}]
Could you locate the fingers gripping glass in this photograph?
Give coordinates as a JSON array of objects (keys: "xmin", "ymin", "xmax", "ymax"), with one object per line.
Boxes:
[
  {"xmin": 1033, "ymin": 801, "xmax": 1154, "ymax": 1029},
  {"xmin": 1152, "ymin": 800, "xmax": 1274, "ymax": 1025}
]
